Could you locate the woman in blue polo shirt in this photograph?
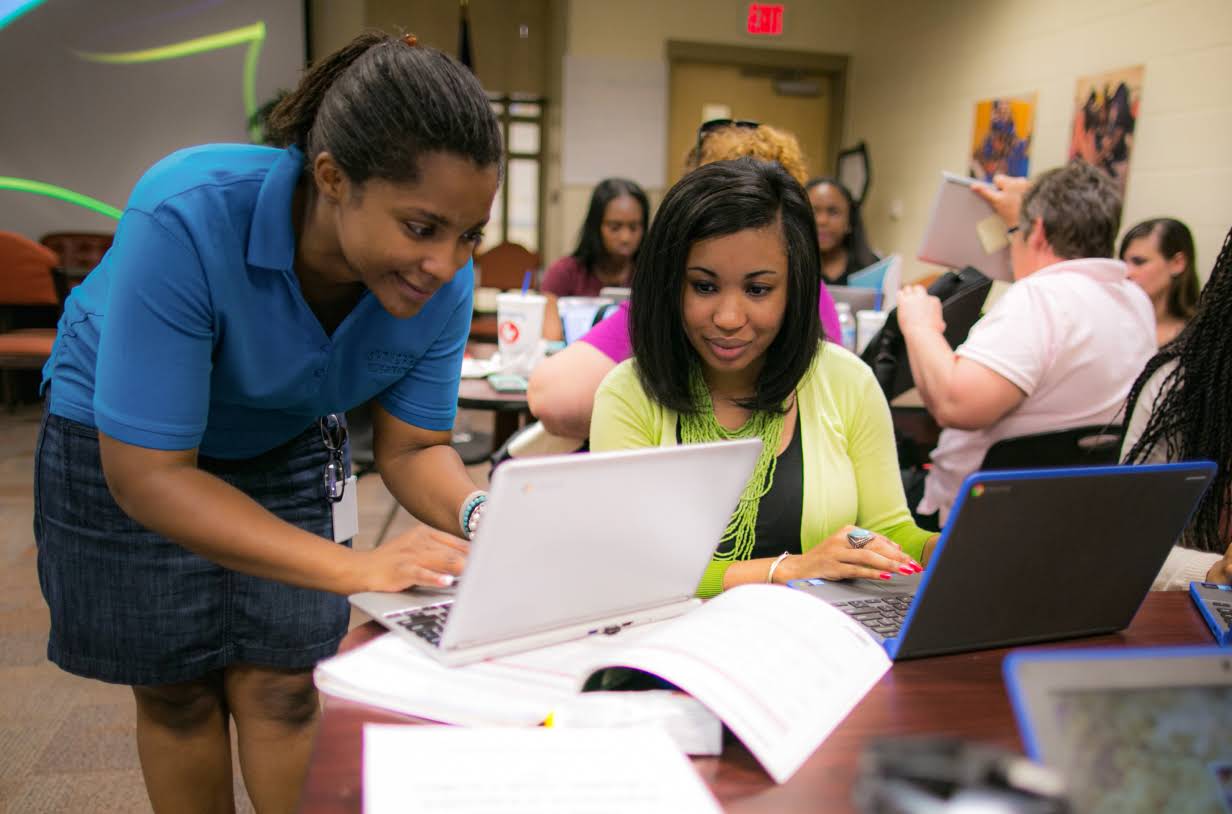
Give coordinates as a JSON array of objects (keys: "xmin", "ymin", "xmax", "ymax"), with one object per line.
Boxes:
[{"xmin": 35, "ymin": 33, "xmax": 499, "ymax": 812}]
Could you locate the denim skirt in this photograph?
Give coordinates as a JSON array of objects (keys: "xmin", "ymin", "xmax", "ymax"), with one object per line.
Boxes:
[{"xmin": 33, "ymin": 409, "xmax": 352, "ymax": 686}]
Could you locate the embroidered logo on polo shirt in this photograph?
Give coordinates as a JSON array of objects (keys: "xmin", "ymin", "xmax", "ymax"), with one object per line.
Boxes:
[{"xmin": 367, "ymin": 350, "xmax": 417, "ymax": 377}]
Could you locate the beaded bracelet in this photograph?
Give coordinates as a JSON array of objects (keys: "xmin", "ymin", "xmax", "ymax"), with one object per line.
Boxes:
[{"xmin": 458, "ymin": 490, "xmax": 488, "ymax": 540}]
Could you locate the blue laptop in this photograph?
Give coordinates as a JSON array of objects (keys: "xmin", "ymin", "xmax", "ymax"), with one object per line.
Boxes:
[
  {"xmin": 1004, "ymin": 646, "xmax": 1232, "ymax": 813},
  {"xmin": 790, "ymin": 463, "xmax": 1215, "ymax": 660},
  {"xmin": 1191, "ymin": 582, "xmax": 1232, "ymax": 645}
]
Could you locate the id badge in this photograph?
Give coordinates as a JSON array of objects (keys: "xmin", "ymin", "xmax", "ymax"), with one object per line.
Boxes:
[{"xmin": 332, "ymin": 475, "xmax": 359, "ymax": 543}]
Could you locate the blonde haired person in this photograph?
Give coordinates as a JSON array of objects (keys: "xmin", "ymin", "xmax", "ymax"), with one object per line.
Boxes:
[{"xmin": 689, "ymin": 122, "xmax": 810, "ymax": 184}]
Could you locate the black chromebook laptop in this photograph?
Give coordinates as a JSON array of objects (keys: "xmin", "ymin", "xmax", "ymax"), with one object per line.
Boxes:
[{"xmin": 790, "ymin": 463, "xmax": 1215, "ymax": 660}]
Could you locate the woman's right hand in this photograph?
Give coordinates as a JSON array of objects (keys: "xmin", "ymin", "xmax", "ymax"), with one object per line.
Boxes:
[
  {"xmin": 775, "ymin": 525, "xmax": 922, "ymax": 583},
  {"xmin": 353, "ymin": 526, "xmax": 469, "ymax": 593}
]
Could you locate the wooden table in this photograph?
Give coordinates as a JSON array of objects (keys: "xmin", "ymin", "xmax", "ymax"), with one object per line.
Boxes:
[
  {"xmin": 299, "ymin": 592, "xmax": 1210, "ymax": 813},
  {"xmin": 458, "ymin": 342, "xmax": 530, "ymax": 455}
]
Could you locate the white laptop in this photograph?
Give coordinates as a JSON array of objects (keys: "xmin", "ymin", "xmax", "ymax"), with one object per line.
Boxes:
[
  {"xmin": 917, "ymin": 171, "xmax": 1014, "ymax": 282},
  {"xmin": 350, "ymin": 439, "xmax": 760, "ymax": 666},
  {"xmin": 1004, "ymin": 646, "xmax": 1232, "ymax": 813}
]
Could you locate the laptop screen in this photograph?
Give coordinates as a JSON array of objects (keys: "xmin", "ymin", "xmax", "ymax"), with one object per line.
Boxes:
[{"xmin": 1043, "ymin": 684, "xmax": 1232, "ymax": 812}]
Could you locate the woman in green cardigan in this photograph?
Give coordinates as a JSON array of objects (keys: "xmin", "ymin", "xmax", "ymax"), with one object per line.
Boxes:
[{"xmin": 590, "ymin": 158, "xmax": 935, "ymax": 597}]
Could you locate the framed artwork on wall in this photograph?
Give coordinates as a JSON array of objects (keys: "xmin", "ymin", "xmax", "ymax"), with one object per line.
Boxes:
[
  {"xmin": 969, "ymin": 95, "xmax": 1035, "ymax": 182},
  {"xmin": 1069, "ymin": 66, "xmax": 1144, "ymax": 200}
]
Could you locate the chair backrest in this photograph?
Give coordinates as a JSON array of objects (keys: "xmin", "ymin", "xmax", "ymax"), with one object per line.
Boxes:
[
  {"xmin": 475, "ymin": 241, "xmax": 540, "ymax": 291},
  {"xmin": 39, "ymin": 231, "xmax": 113, "ymax": 274},
  {"xmin": 861, "ymin": 266, "xmax": 992, "ymax": 401},
  {"xmin": 489, "ymin": 421, "xmax": 585, "ymax": 471},
  {"xmin": 0, "ymin": 231, "xmax": 60, "ymax": 306},
  {"xmin": 980, "ymin": 425, "xmax": 1124, "ymax": 470}
]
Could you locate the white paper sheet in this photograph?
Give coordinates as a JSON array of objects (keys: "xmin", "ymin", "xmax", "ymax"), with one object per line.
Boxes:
[
  {"xmin": 362, "ymin": 725, "xmax": 721, "ymax": 814},
  {"xmin": 575, "ymin": 585, "xmax": 891, "ymax": 784},
  {"xmin": 315, "ymin": 633, "xmax": 582, "ymax": 725}
]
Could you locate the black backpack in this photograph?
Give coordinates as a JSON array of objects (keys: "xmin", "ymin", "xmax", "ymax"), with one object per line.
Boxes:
[{"xmin": 860, "ymin": 267, "xmax": 993, "ymax": 401}]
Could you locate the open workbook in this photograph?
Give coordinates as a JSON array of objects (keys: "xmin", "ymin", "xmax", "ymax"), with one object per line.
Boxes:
[{"xmin": 315, "ymin": 584, "xmax": 890, "ymax": 784}]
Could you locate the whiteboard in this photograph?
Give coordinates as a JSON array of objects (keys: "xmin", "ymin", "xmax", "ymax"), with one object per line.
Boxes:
[{"xmin": 562, "ymin": 55, "xmax": 668, "ymax": 188}]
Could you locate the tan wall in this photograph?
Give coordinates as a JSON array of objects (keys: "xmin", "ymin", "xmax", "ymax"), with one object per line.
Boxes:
[
  {"xmin": 308, "ymin": 0, "xmax": 365, "ymax": 61},
  {"xmin": 364, "ymin": 0, "xmax": 549, "ymax": 96},
  {"xmin": 843, "ymin": 0, "xmax": 1232, "ymax": 282},
  {"xmin": 553, "ymin": 0, "xmax": 860, "ymax": 264},
  {"xmin": 309, "ymin": 1, "xmax": 1232, "ymax": 283}
]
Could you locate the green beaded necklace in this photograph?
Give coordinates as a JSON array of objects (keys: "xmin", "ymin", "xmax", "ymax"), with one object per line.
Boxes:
[{"xmin": 679, "ymin": 368, "xmax": 785, "ymax": 562}]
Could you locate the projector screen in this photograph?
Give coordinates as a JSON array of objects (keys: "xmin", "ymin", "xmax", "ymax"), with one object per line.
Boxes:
[{"xmin": 0, "ymin": 0, "xmax": 306, "ymax": 240}]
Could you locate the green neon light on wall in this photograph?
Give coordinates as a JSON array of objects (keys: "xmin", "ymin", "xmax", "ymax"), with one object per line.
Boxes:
[
  {"xmin": 76, "ymin": 21, "xmax": 267, "ymax": 142},
  {"xmin": 0, "ymin": 177, "xmax": 122, "ymax": 219}
]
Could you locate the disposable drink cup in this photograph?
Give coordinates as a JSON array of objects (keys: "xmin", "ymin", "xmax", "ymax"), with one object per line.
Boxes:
[
  {"xmin": 557, "ymin": 296, "xmax": 613, "ymax": 345},
  {"xmin": 855, "ymin": 309, "xmax": 888, "ymax": 355},
  {"xmin": 496, "ymin": 292, "xmax": 547, "ymax": 376}
]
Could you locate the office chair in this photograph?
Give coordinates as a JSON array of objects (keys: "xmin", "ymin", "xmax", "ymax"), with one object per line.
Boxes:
[
  {"xmin": 0, "ymin": 232, "xmax": 63, "ymax": 407},
  {"xmin": 489, "ymin": 421, "xmax": 585, "ymax": 471},
  {"xmin": 474, "ymin": 241, "xmax": 540, "ymax": 291},
  {"xmin": 979, "ymin": 425, "xmax": 1124, "ymax": 470}
]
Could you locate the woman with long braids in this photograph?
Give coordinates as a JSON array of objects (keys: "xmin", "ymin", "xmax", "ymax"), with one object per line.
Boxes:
[
  {"xmin": 35, "ymin": 33, "xmax": 500, "ymax": 811},
  {"xmin": 590, "ymin": 159, "xmax": 933, "ymax": 596},
  {"xmin": 1121, "ymin": 225, "xmax": 1232, "ymax": 588}
]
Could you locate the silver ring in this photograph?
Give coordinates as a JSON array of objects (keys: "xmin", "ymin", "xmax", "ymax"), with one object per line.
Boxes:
[{"xmin": 847, "ymin": 527, "xmax": 874, "ymax": 549}]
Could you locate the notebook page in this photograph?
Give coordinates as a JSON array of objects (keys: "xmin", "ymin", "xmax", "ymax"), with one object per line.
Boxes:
[{"xmin": 362, "ymin": 725, "xmax": 721, "ymax": 814}]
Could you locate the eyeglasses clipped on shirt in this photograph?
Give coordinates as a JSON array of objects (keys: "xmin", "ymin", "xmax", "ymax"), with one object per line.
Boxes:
[
  {"xmin": 694, "ymin": 118, "xmax": 760, "ymax": 159},
  {"xmin": 319, "ymin": 414, "xmax": 349, "ymax": 502}
]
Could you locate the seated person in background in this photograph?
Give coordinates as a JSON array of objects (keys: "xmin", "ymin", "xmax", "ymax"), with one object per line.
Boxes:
[
  {"xmin": 539, "ymin": 178, "xmax": 648, "ymax": 341},
  {"xmin": 805, "ymin": 177, "xmax": 880, "ymax": 285},
  {"xmin": 527, "ymin": 121, "xmax": 841, "ymax": 440},
  {"xmin": 542, "ymin": 178, "xmax": 647, "ymax": 297},
  {"xmin": 590, "ymin": 158, "xmax": 932, "ymax": 597},
  {"xmin": 897, "ymin": 161, "xmax": 1155, "ymax": 527},
  {"xmin": 1122, "ymin": 224, "xmax": 1232, "ymax": 588},
  {"xmin": 1119, "ymin": 217, "xmax": 1200, "ymax": 347}
]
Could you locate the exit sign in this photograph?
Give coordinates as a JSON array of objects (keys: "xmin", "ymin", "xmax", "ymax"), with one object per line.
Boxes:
[{"xmin": 747, "ymin": 3, "xmax": 784, "ymax": 35}]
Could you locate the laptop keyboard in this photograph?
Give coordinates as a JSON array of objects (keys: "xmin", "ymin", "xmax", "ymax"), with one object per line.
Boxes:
[
  {"xmin": 831, "ymin": 595, "xmax": 915, "ymax": 638},
  {"xmin": 386, "ymin": 601, "xmax": 453, "ymax": 648}
]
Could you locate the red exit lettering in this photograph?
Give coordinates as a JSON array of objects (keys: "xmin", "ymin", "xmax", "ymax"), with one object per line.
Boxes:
[{"xmin": 746, "ymin": 3, "xmax": 784, "ymax": 35}]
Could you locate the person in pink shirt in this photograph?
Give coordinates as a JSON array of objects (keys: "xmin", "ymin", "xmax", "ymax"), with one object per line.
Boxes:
[{"xmin": 897, "ymin": 163, "xmax": 1155, "ymax": 532}]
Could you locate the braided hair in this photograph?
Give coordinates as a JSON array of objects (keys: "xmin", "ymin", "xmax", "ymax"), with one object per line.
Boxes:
[{"xmin": 1123, "ymin": 225, "xmax": 1232, "ymax": 552}]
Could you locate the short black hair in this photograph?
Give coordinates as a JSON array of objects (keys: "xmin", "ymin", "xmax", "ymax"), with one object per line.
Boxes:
[
  {"xmin": 630, "ymin": 158, "xmax": 821, "ymax": 414},
  {"xmin": 571, "ymin": 178, "xmax": 649, "ymax": 272},
  {"xmin": 266, "ymin": 32, "xmax": 502, "ymax": 185}
]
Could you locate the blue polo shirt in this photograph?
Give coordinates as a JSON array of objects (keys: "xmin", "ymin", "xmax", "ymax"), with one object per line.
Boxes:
[{"xmin": 43, "ymin": 144, "xmax": 473, "ymax": 458}]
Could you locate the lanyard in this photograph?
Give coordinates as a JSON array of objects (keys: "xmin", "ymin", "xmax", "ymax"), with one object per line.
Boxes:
[{"xmin": 319, "ymin": 414, "xmax": 348, "ymax": 503}]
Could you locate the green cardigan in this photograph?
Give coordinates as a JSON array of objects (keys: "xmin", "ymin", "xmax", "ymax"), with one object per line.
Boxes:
[{"xmin": 590, "ymin": 343, "xmax": 932, "ymax": 597}]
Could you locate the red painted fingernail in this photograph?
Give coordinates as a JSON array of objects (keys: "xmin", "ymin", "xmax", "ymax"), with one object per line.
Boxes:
[
  {"xmin": 899, "ymin": 567, "xmax": 914, "ymax": 576},
  {"xmin": 878, "ymin": 572, "xmax": 892, "ymax": 580}
]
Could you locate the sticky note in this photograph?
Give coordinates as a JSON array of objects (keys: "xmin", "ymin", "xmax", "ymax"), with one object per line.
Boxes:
[{"xmin": 976, "ymin": 214, "xmax": 1010, "ymax": 254}]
